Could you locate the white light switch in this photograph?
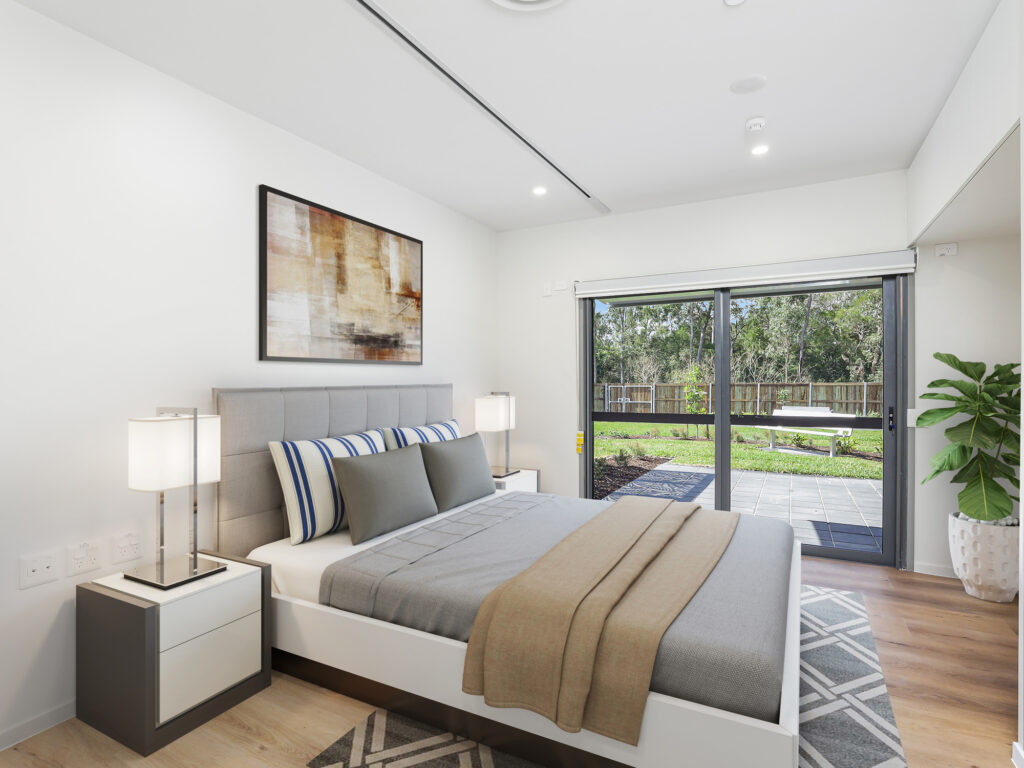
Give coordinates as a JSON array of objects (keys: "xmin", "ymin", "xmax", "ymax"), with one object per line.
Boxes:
[
  {"xmin": 542, "ymin": 282, "xmax": 552, "ymax": 297},
  {"xmin": 554, "ymin": 280, "xmax": 568, "ymax": 291}
]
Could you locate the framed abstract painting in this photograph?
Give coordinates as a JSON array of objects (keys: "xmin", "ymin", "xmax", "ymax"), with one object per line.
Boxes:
[{"xmin": 259, "ymin": 185, "xmax": 423, "ymax": 364}]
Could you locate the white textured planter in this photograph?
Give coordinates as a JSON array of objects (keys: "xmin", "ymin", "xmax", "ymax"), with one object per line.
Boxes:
[{"xmin": 948, "ymin": 514, "xmax": 1019, "ymax": 603}]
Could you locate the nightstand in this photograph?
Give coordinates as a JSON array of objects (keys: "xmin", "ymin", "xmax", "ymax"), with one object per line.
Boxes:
[
  {"xmin": 76, "ymin": 553, "xmax": 270, "ymax": 755},
  {"xmin": 494, "ymin": 468, "xmax": 539, "ymax": 492}
]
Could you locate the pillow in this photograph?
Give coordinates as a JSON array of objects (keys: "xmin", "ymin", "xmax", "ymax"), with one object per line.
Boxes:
[
  {"xmin": 383, "ymin": 419, "xmax": 461, "ymax": 450},
  {"xmin": 331, "ymin": 443, "xmax": 438, "ymax": 545},
  {"xmin": 268, "ymin": 429, "xmax": 386, "ymax": 544},
  {"xmin": 420, "ymin": 433, "xmax": 496, "ymax": 512}
]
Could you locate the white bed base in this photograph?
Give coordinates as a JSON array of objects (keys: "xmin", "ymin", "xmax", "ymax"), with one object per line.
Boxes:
[{"xmin": 272, "ymin": 543, "xmax": 801, "ymax": 768}]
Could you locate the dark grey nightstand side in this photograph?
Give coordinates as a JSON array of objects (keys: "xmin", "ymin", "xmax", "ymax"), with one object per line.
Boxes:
[{"xmin": 76, "ymin": 554, "xmax": 271, "ymax": 756}]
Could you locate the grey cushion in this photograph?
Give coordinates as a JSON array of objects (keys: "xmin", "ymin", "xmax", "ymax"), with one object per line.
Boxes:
[
  {"xmin": 332, "ymin": 444, "xmax": 438, "ymax": 545},
  {"xmin": 420, "ymin": 433, "xmax": 496, "ymax": 512}
]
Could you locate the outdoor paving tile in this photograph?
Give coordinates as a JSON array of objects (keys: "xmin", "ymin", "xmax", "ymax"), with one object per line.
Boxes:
[
  {"xmin": 790, "ymin": 520, "xmax": 830, "ymax": 531},
  {"xmin": 828, "ymin": 522, "xmax": 872, "ymax": 534},
  {"xmin": 791, "ymin": 511, "xmax": 827, "ymax": 521}
]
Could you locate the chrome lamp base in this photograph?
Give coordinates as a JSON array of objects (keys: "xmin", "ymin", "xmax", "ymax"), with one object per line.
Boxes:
[{"xmin": 124, "ymin": 555, "xmax": 226, "ymax": 590}]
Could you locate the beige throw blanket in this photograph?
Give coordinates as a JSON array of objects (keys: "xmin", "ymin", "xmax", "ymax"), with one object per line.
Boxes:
[{"xmin": 462, "ymin": 495, "xmax": 739, "ymax": 745}]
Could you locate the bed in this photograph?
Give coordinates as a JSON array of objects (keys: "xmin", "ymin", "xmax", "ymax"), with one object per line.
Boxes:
[{"xmin": 213, "ymin": 384, "xmax": 801, "ymax": 768}]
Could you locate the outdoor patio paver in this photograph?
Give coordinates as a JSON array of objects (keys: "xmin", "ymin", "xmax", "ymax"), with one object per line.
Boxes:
[{"xmin": 606, "ymin": 462, "xmax": 883, "ymax": 553}]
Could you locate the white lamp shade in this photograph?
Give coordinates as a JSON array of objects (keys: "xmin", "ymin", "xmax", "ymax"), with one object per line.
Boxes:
[
  {"xmin": 128, "ymin": 414, "xmax": 221, "ymax": 491},
  {"xmin": 475, "ymin": 395, "xmax": 516, "ymax": 432}
]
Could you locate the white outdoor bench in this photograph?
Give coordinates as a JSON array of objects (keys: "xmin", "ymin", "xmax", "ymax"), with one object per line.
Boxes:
[{"xmin": 765, "ymin": 406, "xmax": 854, "ymax": 458}]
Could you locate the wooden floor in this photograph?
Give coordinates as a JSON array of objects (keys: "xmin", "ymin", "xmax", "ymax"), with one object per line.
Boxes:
[
  {"xmin": 803, "ymin": 557, "xmax": 1018, "ymax": 768},
  {"xmin": 1, "ymin": 557, "xmax": 1017, "ymax": 768}
]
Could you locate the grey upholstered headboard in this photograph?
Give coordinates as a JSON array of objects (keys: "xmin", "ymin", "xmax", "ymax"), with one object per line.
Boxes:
[{"xmin": 213, "ymin": 384, "xmax": 454, "ymax": 556}]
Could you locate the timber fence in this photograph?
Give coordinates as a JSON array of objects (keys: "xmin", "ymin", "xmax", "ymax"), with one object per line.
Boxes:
[{"xmin": 594, "ymin": 382, "xmax": 883, "ymax": 417}]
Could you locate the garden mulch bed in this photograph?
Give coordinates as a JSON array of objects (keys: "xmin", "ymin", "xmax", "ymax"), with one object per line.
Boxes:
[{"xmin": 593, "ymin": 455, "xmax": 671, "ymax": 500}]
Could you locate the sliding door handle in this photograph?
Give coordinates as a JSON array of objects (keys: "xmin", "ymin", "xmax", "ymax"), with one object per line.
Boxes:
[{"xmin": 887, "ymin": 406, "xmax": 895, "ymax": 431}]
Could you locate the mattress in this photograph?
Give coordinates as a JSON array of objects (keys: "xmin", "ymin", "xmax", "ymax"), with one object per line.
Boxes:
[{"xmin": 304, "ymin": 492, "xmax": 794, "ymax": 722}]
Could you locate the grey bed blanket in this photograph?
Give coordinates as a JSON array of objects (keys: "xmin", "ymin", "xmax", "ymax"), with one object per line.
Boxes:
[{"xmin": 319, "ymin": 492, "xmax": 793, "ymax": 722}]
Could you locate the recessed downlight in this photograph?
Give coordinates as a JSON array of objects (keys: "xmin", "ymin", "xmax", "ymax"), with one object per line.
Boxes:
[
  {"xmin": 490, "ymin": 0, "xmax": 566, "ymax": 11},
  {"xmin": 723, "ymin": 0, "xmax": 746, "ymax": 6},
  {"xmin": 532, "ymin": 186, "xmax": 548, "ymax": 196},
  {"xmin": 730, "ymin": 74, "xmax": 767, "ymax": 95},
  {"xmin": 745, "ymin": 116, "xmax": 769, "ymax": 157}
]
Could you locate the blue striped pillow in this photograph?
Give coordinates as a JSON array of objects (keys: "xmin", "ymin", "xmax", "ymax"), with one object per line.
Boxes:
[
  {"xmin": 384, "ymin": 419, "xmax": 461, "ymax": 450},
  {"xmin": 268, "ymin": 429, "xmax": 386, "ymax": 544}
]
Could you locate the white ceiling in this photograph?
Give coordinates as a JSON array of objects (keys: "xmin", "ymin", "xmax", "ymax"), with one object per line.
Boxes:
[
  {"xmin": 17, "ymin": 0, "xmax": 1001, "ymax": 231},
  {"xmin": 917, "ymin": 127, "xmax": 1020, "ymax": 245}
]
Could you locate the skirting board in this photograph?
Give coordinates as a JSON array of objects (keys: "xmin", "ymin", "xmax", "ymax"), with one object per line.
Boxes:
[
  {"xmin": 913, "ymin": 560, "xmax": 957, "ymax": 579},
  {"xmin": 0, "ymin": 699, "xmax": 75, "ymax": 753},
  {"xmin": 1013, "ymin": 741, "xmax": 1024, "ymax": 767}
]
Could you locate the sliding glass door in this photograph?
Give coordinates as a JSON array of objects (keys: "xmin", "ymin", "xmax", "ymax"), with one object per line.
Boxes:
[{"xmin": 583, "ymin": 276, "xmax": 907, "ymax": 566}]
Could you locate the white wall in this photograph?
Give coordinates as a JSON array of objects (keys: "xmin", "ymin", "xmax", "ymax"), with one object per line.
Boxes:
[
  {"xmin": 907, "ymin": 0, "xmax": 1020, "ymax": 242},
  {"xmin": 495, "ymin": 171, "xmax": 908, "ymax": 497},
  {"xmin": 908, "ymin": 237, "xmax": 1022, "ymax": 577},
  {"xmin": 0, "ymin": 0, "xmax": 498, "ymax": 748}
]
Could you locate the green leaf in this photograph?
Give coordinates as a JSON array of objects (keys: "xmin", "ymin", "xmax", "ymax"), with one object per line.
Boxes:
[
  {"xmin": 916, "ymin": 407, "xmax": 962, "ymax": 427},
  {"xmin": 945, "ymin": 416, "xmax": 1001, "ymax": 449},
  {"xmin": 957, "ymin": 473, "xmax": 1013, "ymax": 520},
  {"xmin": 951, "ymin": 454, "xmax": 982, "ymax": 483},
  {"xmin": 926, "ymin": 378, "xmax": 980, "ymax": 398},
  {"xmin": 929, "ymin": 443, "xmax": 971, "ymax": 474},
  {"xmin": 984, "ymin": 363, "xmax": 1021, "ymax": 385},
  {"xmin": 935, "ymin": 352, "xmax": 986, "ymax": 382},
  {"xmin": 983, "ymin": 382, "xmax": 1018, "ymax": 397},
  {"xmin": 919, "ymin": 392, "xmax": 962, "ymax": 402}
]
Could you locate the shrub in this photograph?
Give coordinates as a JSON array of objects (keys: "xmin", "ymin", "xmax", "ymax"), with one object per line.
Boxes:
[
  {"xmin": 834, "ymin": 436, "xmax": 853, "ymax": 456},
  {"xmin": 670, "ymin": 428, "xmax": 683, "ymax": 439},
  {"xmin": 790, "ymin": 433, "xmax": 809, "ymax": 449},
  {"xmin": 614, "ymin": 448, "xmax": 630, "ymax": 466},
  {"xmin": 630, "ymin": 442, "xmax": 645, "ymax": 458},
  {"xmin": 648, "ymin": 427, "xmax": 659, "ymax": 437},
  {"xmin": 733, "ymin": 430, "xmax": 746, "ymax": 444},
  {"xmin": 593, "ymin": 456, "xmax": 608, "ymax": 479}
]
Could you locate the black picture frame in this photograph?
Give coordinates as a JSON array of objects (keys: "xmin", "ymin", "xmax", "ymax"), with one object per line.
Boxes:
[{"xmin": 259, "ymin": 184, "xmax": 423, "ymax": 365}]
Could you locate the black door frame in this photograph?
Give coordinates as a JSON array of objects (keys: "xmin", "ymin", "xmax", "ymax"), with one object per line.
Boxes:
[{"xmin": 583, "ymin": 275, "xmax": 908, "ymax": 568}]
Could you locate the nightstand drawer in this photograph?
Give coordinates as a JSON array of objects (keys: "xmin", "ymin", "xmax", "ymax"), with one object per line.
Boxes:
[
  {"xmin": 159, "ymin": 610, "xmax": 262, "ymax": 723},
  {"xmin": 159, "ymin": 569, "xmax": 261, "ymax": 651}
]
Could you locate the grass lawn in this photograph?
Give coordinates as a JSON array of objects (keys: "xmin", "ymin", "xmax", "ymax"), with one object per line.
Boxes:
[{"xmin": 594, "ymin": 422, "xmax": 883, "ymax": 479}]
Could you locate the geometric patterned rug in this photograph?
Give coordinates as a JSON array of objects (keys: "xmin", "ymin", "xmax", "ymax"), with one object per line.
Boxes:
[
  {"xmin": 799, "ymin": 587, "xmax": 907, "ymax": 768},
  {"xmin": 307, "ymin": 708, "xmax": 540, "ymax": 767},
  {"xmin": 309, "ymin": 586, "xmax": 906, "ymax": 768}
]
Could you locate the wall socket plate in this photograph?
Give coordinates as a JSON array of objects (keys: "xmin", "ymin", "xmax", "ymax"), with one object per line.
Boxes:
[
  {"xmin": 19, "ymin": 551, "xmax": 59, "ymax": 589},
  {"xmin": 68, "ymin": 539, "xmax": 103, "ymax": 576},
  {"xmin": 111, "ymin": 531, "xmax": 143, "ymax": 564}
]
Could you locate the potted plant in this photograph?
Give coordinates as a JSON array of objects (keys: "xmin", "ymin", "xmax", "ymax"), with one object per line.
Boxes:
[{"xmin": 918, "ymin": 353, "xmax": 1020, "ymax": 602}]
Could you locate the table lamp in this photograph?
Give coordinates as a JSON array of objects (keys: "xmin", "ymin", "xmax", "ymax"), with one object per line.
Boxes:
[
  {"xmin": 475, "ymin": 392, "xmax": 518, "ymax": 478},
  {"xmin": 126, "ymin": 408, "xmax": 224, "ymax": 589}
]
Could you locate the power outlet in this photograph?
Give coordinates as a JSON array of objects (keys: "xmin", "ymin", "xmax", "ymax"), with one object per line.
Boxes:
[
  {"xmin": 67, "ymin": 540, "xmax": 103, "ymax": 576},
  {"xmin": 111, "ymin": 531, "xmax": 142, "ymax": 564},
  {"xmin": 18, "ymin": 551, "xmax": 59, "ymax": 589}
]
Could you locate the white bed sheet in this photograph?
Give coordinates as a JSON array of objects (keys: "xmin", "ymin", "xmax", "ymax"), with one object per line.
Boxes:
[{"xmin": 248, "ymin": 490, "xmax": 508, "ymax": 602}]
